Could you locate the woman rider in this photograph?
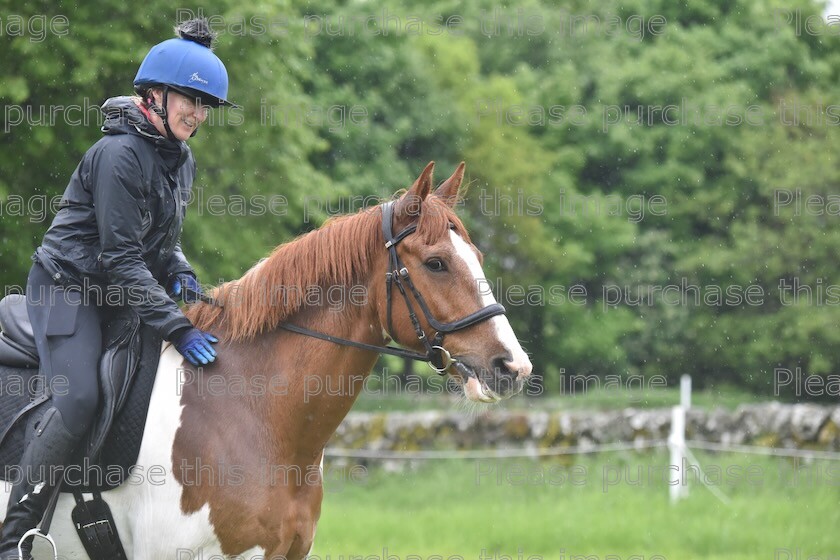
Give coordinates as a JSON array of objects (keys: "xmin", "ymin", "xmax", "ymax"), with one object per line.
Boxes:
[{"xmin": 0, "ymin": 18, "xmax": 232, "ymax": 557}]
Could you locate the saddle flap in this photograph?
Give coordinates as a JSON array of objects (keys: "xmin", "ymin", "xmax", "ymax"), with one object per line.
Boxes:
[{"xmin": 85, "ymin": 309, "xmax": 142, "ymax": 458}]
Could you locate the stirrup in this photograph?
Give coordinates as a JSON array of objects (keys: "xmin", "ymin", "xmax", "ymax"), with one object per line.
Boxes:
[{"xmin": 18, "ymin": 528, "xmax": 57, "ymax": 560}]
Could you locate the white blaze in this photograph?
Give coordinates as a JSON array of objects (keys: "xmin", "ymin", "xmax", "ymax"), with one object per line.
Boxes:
[{"xmin": 449, "ymin": 230, "xmax": 532, "ymax": 378}]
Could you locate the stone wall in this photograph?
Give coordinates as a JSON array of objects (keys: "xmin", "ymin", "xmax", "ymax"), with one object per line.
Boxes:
[{"xmin": 328, "ymin": 403, "xmax": 840, "ymax": 454}]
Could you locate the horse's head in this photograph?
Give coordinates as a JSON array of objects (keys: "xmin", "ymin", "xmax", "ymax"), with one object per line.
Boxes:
[{"xmin": 377, "ymin": 162, "xmax": 532, "ymax": 402}]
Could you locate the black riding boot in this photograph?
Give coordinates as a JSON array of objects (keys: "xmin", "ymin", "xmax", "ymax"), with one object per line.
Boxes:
[{"xmin": 0, "ymin": 407, "xmax": 80, "ymax": 559}]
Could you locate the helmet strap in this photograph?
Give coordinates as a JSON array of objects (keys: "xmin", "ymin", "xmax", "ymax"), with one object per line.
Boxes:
[{"xmin": 146, "ymin": 86, "xmax": 179, "ymax": 142}]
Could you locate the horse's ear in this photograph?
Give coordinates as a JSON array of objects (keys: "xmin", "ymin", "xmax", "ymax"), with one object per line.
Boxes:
[
  {"xmin": 395, "ymin": 161, "xmax": 434, "ymax": 219},
  {"xmin": 434, "ymin": 162, "xmax": 465, "ymax": 208}
]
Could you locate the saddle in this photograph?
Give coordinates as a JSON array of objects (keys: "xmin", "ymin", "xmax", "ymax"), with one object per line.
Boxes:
[
  {"xmin": 0, "ymin": 294, "xmax": 162, "ymax": 490},
  {"xmin": 0, "ymin": 293, "xmax": 164, "ymax": 559},
  {"xmin": 0, "ymin": 294, "xmax": 38, "ymax": 368}
]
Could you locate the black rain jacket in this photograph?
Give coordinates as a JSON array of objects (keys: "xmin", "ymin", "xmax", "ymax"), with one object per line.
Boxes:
[{"xmin": 35, "ymin": 96, "xmax": 197, "ymax": 340}]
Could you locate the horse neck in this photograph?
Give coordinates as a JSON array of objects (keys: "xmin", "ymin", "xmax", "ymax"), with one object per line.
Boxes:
[
  {"xmin": 181, "ymin": 209, "xmax": 394, "ymax": 464},
  {"xmin": 227, "ymin": 251, "xmax": 390, "ymax": 464}
]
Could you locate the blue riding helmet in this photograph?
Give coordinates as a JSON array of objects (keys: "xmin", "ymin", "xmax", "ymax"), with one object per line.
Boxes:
[{"xmin": 134, "ymin": 37, "xmax": 236, "ymax": 108}]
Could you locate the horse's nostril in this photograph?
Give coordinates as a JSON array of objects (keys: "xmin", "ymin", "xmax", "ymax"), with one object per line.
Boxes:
[{"xmin": 491, "ymin": 354, "xmax": 515, "ymax": 377}]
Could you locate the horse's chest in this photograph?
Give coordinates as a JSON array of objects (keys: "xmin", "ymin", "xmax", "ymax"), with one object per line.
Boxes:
[{"xmin": 35, "ymin": 347, "xmax": 323, "ymax": 559}]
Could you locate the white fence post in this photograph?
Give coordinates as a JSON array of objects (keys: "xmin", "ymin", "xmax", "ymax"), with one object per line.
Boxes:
[
  {"xmin": 669, "ymin": 374, "xmax": 691, "ymax": 503},
  {"xmin": 681, "ymin": 374, "xmax": 691, "ymax": 409}
]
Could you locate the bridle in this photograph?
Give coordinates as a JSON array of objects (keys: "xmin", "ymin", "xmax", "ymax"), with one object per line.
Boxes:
[
  {"xmin": 379, "ymin": 200, "xmax": 506, "ymax": 372},
  {"xmin": 193, "ymin": 201, "xmax": 507, "ymax": 375}
]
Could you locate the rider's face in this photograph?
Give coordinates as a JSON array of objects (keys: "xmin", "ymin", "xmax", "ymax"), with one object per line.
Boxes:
[{"xmin": 149, "ymin": 89, "xmax": 209, "ymax": 141}]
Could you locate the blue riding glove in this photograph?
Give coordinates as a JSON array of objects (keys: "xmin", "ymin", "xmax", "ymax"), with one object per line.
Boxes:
[
  {"xmin": 171, "ymin": 327, "xmax": 219, "ymax": 366},
  {"xmin": 168, "ymin": 273, "xmax": 203, "ymax": 303}
]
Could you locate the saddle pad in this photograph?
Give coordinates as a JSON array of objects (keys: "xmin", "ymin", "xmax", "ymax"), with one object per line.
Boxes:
[{"xmin": 0, "ymin": 368, "xmax": 40, "ymax": 468}]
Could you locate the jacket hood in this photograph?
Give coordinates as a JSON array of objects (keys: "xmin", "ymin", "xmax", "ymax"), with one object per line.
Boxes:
[{"xmin": 100, "ymin": 96, "xmax": 190, "ymax": 170}]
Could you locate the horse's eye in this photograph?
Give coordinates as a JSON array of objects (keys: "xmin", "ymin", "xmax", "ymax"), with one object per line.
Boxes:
[{"xmin": 425, "ymin": 258, "xmax": 447, "ymax": 272}]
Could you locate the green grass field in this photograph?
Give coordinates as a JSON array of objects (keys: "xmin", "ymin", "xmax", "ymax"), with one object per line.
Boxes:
[{"xmin": 315, "ymin": 451, "xmax": 840, "ymax": 560}]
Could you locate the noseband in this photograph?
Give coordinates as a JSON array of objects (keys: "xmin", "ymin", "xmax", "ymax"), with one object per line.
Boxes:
[{"xmin": 193, "ymin": 201, "xmax": 507, "ymax": 374}]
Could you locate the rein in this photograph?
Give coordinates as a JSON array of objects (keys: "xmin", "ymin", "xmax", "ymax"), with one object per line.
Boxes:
[{"xmin": 189, "ymin": 201, "xmax": 506, "ymax": 375}]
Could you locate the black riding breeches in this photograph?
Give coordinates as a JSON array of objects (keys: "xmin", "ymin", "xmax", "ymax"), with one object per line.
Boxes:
[{"xmin": 25, "ymin": 262, "xmax": 102, "ymax": 438}]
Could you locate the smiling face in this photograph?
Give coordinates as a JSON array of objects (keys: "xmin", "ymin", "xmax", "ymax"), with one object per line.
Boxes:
[
  {"xmin": 147, "ymin": 88, "xmax": 208, "ymax": 141},
  {"xmin": 383, "ymin": 162, "xmax": 533, "ymax": 403}
]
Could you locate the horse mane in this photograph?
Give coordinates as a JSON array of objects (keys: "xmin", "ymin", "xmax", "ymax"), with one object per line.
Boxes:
[{"xmin": 186, "ymin": 195, "xmax": 470, "ymax": 341}]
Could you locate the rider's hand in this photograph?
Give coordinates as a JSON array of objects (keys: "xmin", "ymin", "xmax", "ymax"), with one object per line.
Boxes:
[
  {"xmin": 168, "ymin": 273, "xmax": 203, "ymax": 303},
  {"xmin": 171, "ymin": 327, "xmax": 218, "ymax": 366}
]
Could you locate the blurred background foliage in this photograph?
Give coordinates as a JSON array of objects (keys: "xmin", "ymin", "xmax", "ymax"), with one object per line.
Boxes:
[{"xmin": 2, "ymin": 0, "xmax": 840, "ymax": 397}]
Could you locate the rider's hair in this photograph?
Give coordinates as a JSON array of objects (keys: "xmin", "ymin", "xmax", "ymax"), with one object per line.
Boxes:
[{"xmin": 174, "ymin": 17, "xmax": 217, "ymax": 49}]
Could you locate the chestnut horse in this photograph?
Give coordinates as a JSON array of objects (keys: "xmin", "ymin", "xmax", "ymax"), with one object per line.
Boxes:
[{"xmin": 8, "ymin": 162, "xmax": 532, "ymax": 559}]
